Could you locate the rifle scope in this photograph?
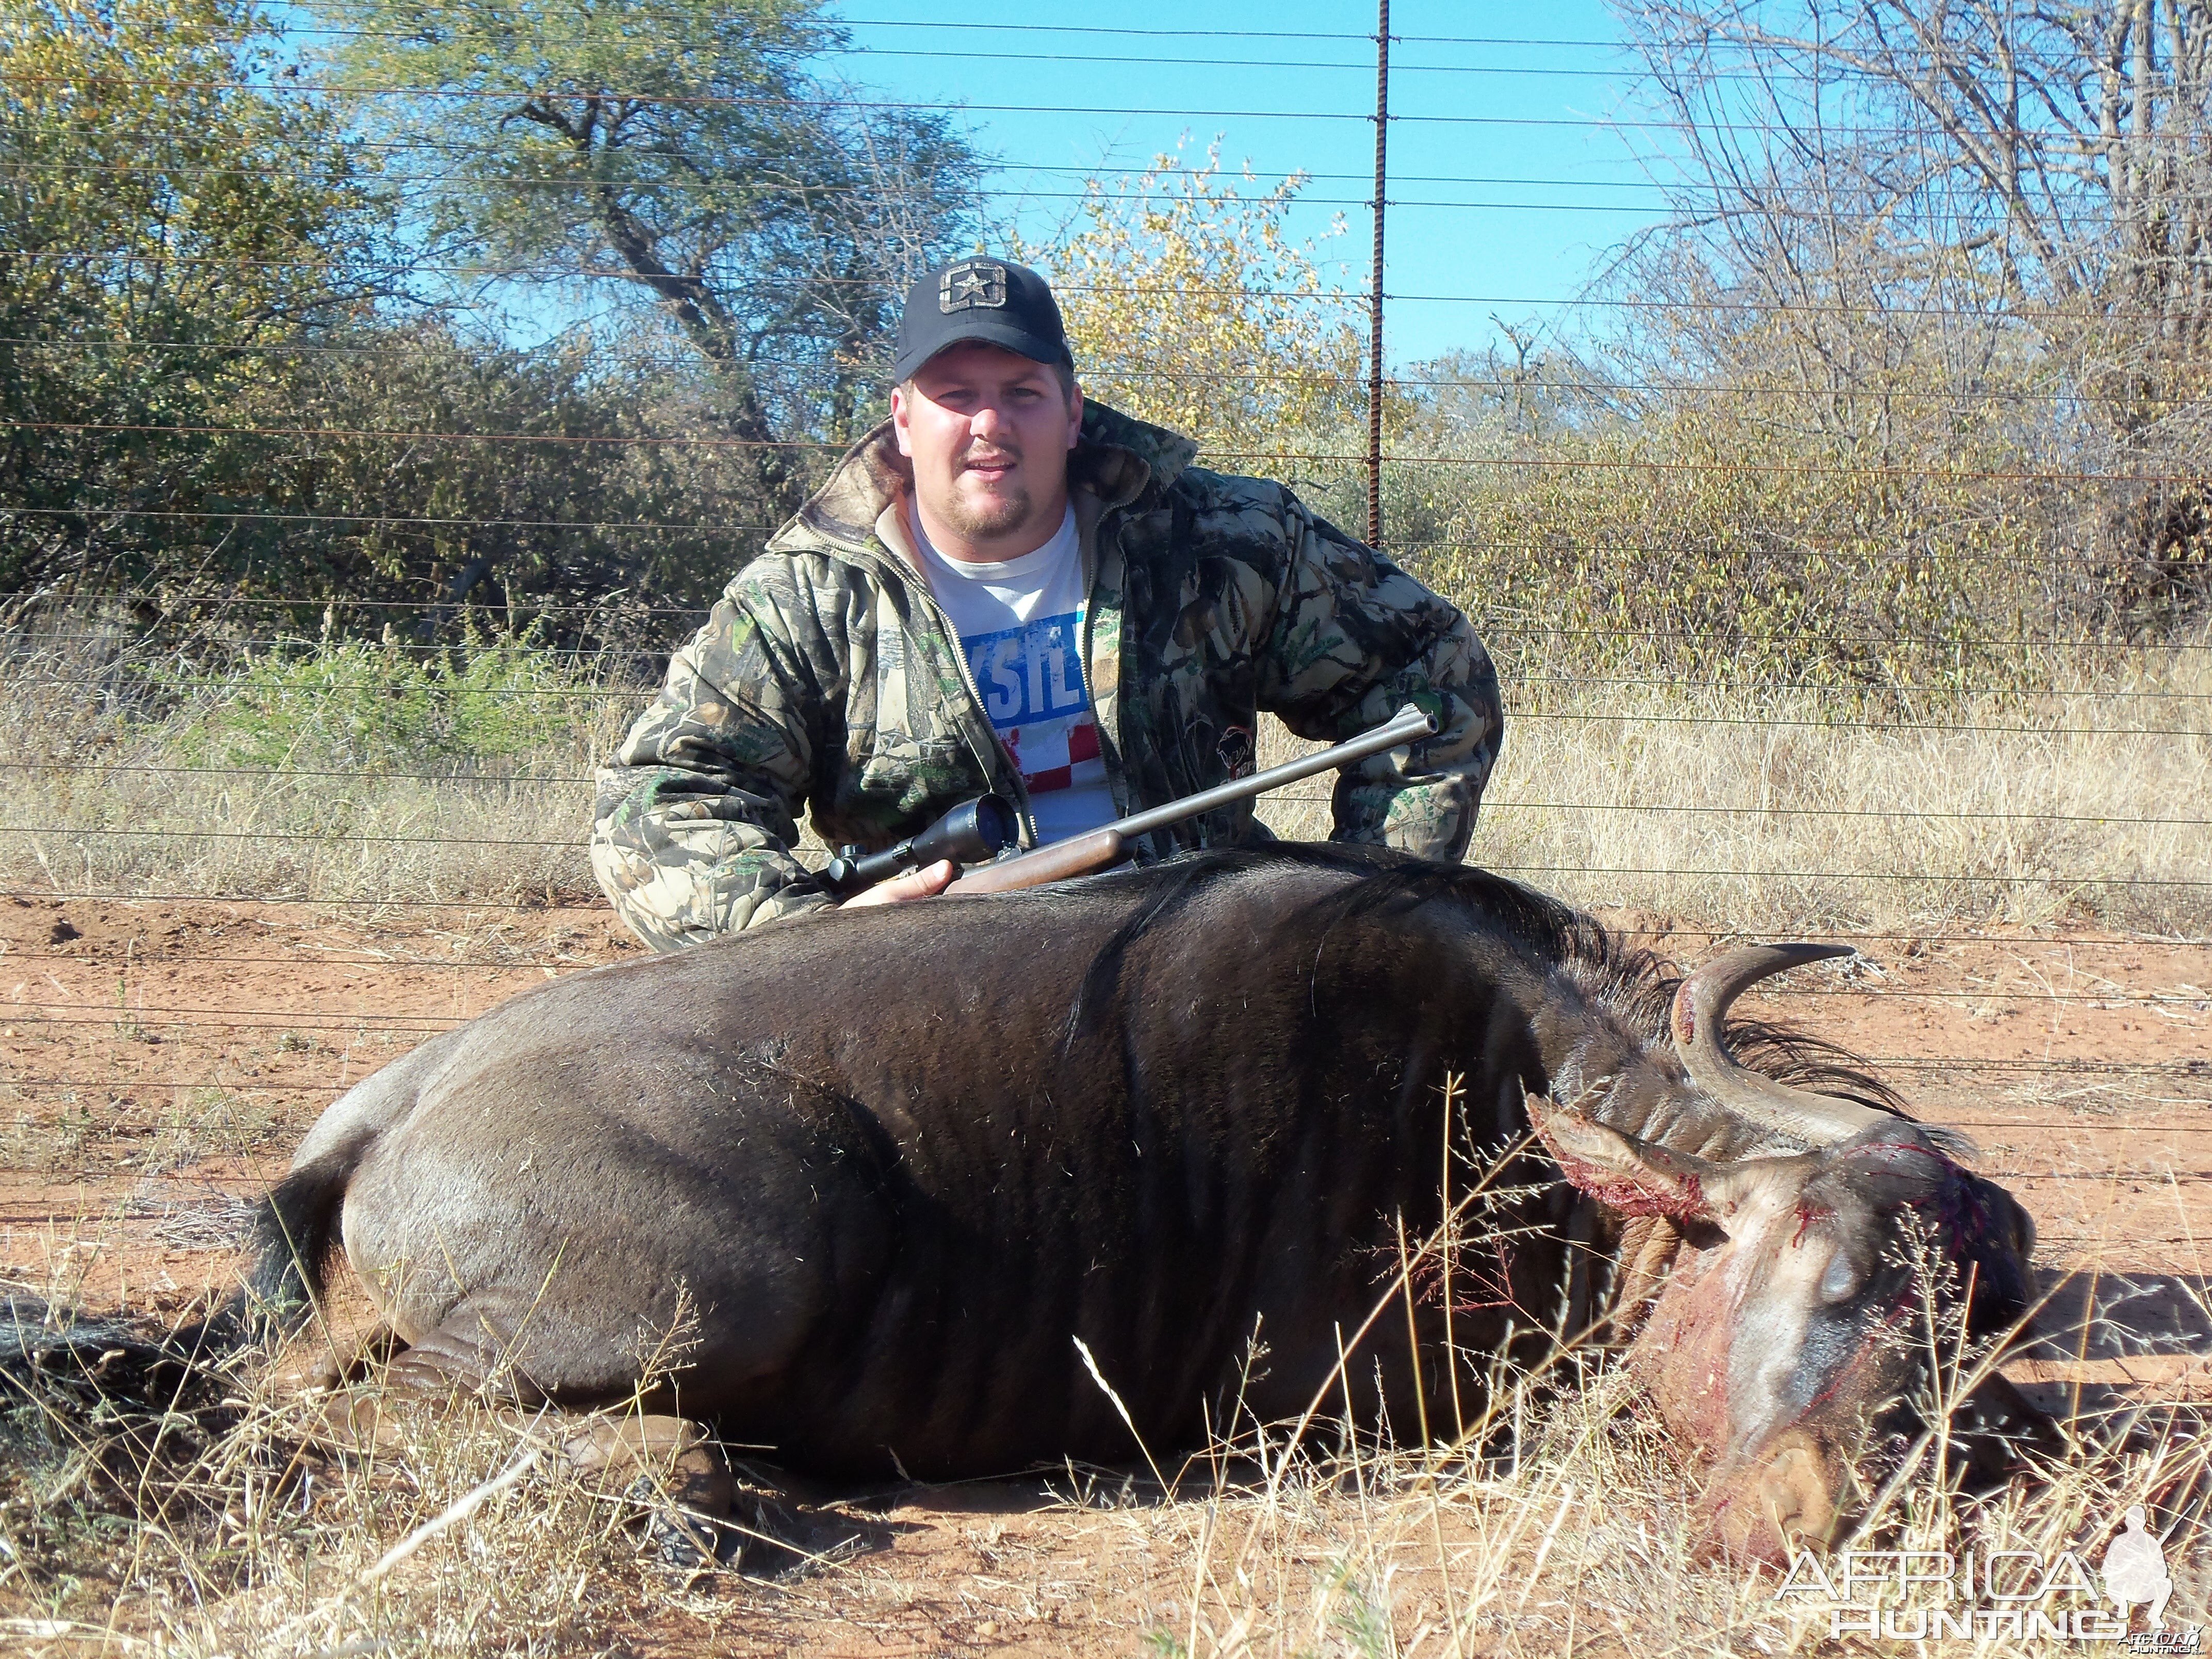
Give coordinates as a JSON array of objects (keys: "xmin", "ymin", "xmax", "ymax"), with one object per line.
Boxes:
[{"xmin": 822, "ymin": 793, "xmax": 1019, "ymax": 897}]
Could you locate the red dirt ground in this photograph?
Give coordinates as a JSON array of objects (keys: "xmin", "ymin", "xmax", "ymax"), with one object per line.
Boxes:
[{"xmin": 3, "ymin": 893, "xmax": 2208, "ymax": 1650}]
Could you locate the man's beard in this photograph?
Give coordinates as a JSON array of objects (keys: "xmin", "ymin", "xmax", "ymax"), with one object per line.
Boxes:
[{"xmin": 940, "ymin": 466, "xmax": 1033, "ymax": 540}]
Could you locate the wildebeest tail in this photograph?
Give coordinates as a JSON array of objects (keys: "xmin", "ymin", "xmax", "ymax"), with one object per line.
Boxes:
[
  {"xmin": 1, "ymin": 1293, "xmax": 204, "ymax": 1413},
  {"xmin": 2, "ymin": 1142, "xmax": 363, "ymax": 1442},
  {"xmin": 149, "ymin": 1133, "xmax": 367, "ymax": 1361},
  {"xmin": 229, "ymin": 1135, "xmax": 365, "ymax": 1345},
  {"xmin": 0, "ymin": 1145, "xmax": 361, "ymax": 1453}
]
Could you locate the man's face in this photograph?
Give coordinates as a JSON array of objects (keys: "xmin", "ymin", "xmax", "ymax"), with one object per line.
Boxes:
[{"xmin": 891, "ymin": 343, "xmax": 1082, "ymax": 558}]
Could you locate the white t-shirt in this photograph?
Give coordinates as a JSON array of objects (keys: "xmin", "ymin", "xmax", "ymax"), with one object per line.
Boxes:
[{"xmin": 910, "ymin": 504, "xmax": 1119, "ymax": 844}]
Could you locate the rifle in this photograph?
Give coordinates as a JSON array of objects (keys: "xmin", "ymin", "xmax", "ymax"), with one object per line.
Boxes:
[{"xmin": 821, "ymin": 701, "xmax": 1439, "ymax": 901}]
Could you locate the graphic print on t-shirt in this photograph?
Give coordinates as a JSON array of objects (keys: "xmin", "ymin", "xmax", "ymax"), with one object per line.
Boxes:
[
  {"xmin": 964, "ymin": 612, "xmax": 1104, "ymax": 796},
  {"xmin": 909, "ymin": 500, "xmax": 1118, "ymax": 842}
]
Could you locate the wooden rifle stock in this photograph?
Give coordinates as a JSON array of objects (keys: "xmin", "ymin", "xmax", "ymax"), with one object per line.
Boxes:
[{"xmin": 941, "ymin": 827, "xmax": 1125, "ymax": 897}]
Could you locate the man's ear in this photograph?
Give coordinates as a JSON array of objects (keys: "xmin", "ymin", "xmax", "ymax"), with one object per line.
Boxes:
[
  {"xmin": 1065, "ymin": 380, "xmax": 1083, "ymax": 450},
  {"xmin": 891, "ymin": 382, "xmax": 915, "ymax": 457},
  {"xmin": 1529, "ymin": 1095, "xmax": 1741, "ymax": 1227}
]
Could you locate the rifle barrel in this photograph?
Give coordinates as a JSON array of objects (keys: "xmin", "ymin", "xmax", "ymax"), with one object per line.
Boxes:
[
  {"xmin": 1108, "ymin": 701, "xmax": 1439, "ymax": 845},
  {"xmin": 937, "ymin": 702, "xmax": 1441, "ymax": 901}
]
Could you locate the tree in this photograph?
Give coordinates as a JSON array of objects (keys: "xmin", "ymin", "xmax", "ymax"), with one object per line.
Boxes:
[
  {"xmin": 1620, "ymin": 0, "xmax": 2212, "ymax": 395},
  {"xmin": 1025, "ymin": 145, "xmax": 1364, "ymax": 468},
  {"xmin": 228, "ymin": 319, "xmax": 783, "ymax": 638},
  {"xmin": 1606, "ymin": 0, "xmax": 2212, "ymax": 626},
  {"xmin": 0, "ymin": 0, "xmax": 384, "ymax": 594},
  {"xmin": 314, "ymin": 0, "xmax": 983, "ymax": 502}
]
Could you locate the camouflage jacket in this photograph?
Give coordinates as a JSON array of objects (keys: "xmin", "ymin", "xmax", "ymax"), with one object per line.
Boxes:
[{"xmin": 591, "ymin": 401, "xmax": 1504, "ymax": 948}]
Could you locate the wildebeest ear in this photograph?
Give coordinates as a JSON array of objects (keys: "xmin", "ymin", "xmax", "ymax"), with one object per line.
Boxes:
[{"xmin": 1529, "ymin": 1097, "xmax": 1732, "ymax": 1227}]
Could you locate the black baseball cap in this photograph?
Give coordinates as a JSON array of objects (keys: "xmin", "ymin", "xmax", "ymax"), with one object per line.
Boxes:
[{"xmin": 893, "ymin": 257, "xmax": 1074, "ymax": 383}]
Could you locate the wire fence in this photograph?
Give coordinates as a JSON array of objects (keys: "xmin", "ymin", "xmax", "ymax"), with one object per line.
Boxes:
[{"xmin": 4, "ymin": 5, "xmax": 2210, "ymax": 1268}]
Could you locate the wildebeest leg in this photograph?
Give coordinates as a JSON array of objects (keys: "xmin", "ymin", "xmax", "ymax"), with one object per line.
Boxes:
[
  {"xmin": 1949, "ymin": 1370, "xmax": 2066, "ymax": 1482},
  {"xmin": 559, "ymin": 1416, "xmax": 733, "ymax": 1517},
  {"xmin": 379, "ymin": 1320, "xmax": 546, "ymax": 1402},
  {"xmin": 366, "ymin": 1308, "xmax": 767, "ymax": 1568},
  {"xmin": 302, "ymin": 1309, "xmax": 544, "ymax": 1457},
  {"xmin": 556, "ymin": 1416, "xmax": 801, "ymax": 1572}
]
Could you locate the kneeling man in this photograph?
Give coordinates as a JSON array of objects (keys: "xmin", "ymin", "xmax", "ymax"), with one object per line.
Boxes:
[{"xmin": 592, "ymin": 258, "xmax": 1504, "ymax": 946}]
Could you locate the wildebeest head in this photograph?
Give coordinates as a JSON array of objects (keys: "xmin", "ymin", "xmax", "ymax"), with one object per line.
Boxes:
[{"xmin": 1532, "ymin": 944, "xmax": 2043, "ymax": 1565}]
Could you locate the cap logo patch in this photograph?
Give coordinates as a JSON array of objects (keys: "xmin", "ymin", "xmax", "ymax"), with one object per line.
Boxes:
[{"xmin": 939, "ymin": 259, "xmax": 1009, "ymax": 313}]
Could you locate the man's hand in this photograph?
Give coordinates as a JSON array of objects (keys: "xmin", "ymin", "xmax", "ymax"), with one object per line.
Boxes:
[{"xmin": 840, "ymin": 858, "xmax": 956, "ymax": 908}]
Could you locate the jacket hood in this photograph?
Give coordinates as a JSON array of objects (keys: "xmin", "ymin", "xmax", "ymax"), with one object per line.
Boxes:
[{"xmin": 767, "ymin": 399, "xmax": 1201, "ymax": 560}]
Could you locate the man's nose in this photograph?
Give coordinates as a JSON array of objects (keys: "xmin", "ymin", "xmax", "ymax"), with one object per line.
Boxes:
[{"xmin": 969, "ymin": 402, "xmax": 1013, "ymax": 442}]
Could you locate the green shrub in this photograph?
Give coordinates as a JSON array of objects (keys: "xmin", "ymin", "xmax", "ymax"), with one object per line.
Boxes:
[{"xmin": 173, "ymin": 633, "xmax": 594, "ymax": 774}]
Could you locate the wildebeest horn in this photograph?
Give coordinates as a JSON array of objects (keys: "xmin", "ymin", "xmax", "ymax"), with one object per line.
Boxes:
[{"xmin": 1672, "ymin": 943, "xmax": 1891, "ymax": 1148}]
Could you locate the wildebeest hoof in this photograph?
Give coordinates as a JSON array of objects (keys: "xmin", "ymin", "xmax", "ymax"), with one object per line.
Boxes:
[
  {"xmin": 620, "ymin": 1477, "xmax": 810, "ymax": 1577},
  {"xmin": 726, "ymin": 1486, "xmax": 811, "ymax": 1576},
  {"xmin": 624, "ymin": 1473, "xmax": 736, "ymax": 1574}
]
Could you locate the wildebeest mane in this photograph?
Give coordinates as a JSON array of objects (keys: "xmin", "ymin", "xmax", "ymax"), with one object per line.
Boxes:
[{"xmin": 1063, "ymin": 843, "xmax": 1904, "ymax": 1113}]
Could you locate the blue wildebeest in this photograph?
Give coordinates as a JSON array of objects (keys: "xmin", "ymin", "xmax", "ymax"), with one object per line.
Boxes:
[{"xmin": 241, "ymin": 845, "xmax": 2045, "ymax": 1562}]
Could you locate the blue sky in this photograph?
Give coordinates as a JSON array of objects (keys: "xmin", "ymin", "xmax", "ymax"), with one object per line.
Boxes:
[{"xmin": 824, "ymin": 1, "xmax": 1669, "ymax": 365}]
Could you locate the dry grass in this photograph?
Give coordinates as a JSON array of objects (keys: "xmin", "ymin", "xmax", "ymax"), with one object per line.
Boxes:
[
  {"xmin": 0, "ymin": 623, "xmax": 633, "ymax": 908},
  {"xmin": 5, "ymin": 1216, "xmax": 2207, "ymax": 1657},
  {"xmin": 4, "ymin": 620, "xmax": 2207, "ymax": 935},
  {"xmin": 1255, "ymin": 633, "xmax": 2212, "ymax": 935},
  {"xmin": 2, "ymin": 1334, "xmax": 650, "ymax": 1654}
]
